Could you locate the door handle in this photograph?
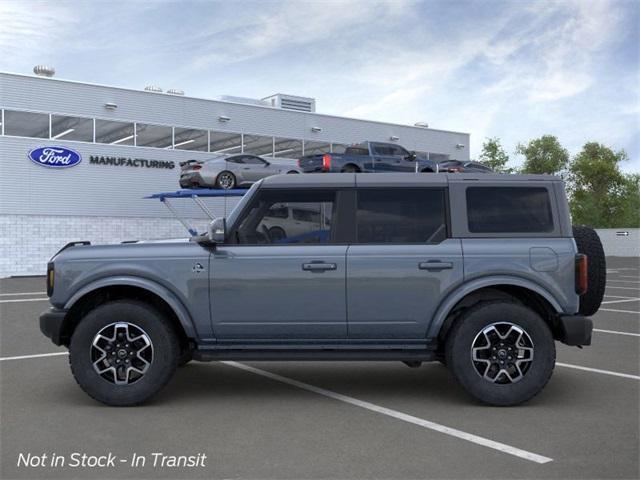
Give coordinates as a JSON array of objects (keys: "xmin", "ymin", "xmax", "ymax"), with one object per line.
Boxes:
[
  {"xmin": 302, "ymin": 262, "xmax": 337, "ymax": 272},
  {"xmin": 419, "ymin": 261, "xmax": 453, "ymax": 271}
]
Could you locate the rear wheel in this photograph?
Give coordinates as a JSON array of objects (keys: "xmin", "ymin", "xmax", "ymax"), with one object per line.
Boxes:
[
  {"xmin": 572, "ymin": 226, "xmax": 606, "ymax": 316},
  {"xmin": 69, "ymin": 300, "xmax": 180, "ymax": 406},
  {"xmin": 445, "ymin": 301, "xmax": 555, "ymax": 406},
  {"xmin": 341, "ymin": 164, "xmax": 359, "ymax": 173},
  {"xmin": 286, "ymin": 170, "xmax": 299, "ymax": 174},
  {"xmin": 268, "ymin": 226, "xmax": 287, "ymax": 242},
  {"xmin": 215, "ymin": 171, "xmax": 236, "ymax": 189}
]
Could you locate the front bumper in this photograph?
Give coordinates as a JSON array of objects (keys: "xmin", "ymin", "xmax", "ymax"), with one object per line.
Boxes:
[
  {"xmin": 558, "ymin": 315, "xmax": 593, "ymax": 346},
  {"xmin": 39, "ymin": 308, "xmax": 68, "ymax": 346}
]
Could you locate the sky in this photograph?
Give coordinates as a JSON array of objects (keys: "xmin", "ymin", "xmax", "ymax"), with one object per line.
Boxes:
[{"xmin": 1, "ymin": 0, "xmax": 638, "ymax": 171}]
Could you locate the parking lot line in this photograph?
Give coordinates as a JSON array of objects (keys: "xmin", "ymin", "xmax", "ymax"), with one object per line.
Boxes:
[
  {"xmin": 602, "ymin": 297, "xmax": 640, "ymax": 305},
  {"xmin": 222, "ymin": 361, "xmax": 553, "ymax": 464},
  {"xmin": 593, "ymin": 328, "xmax": 640, "ymax": 337},
  {"xmin": 0, "ymin": 291, "xmax": 46, "ymax": 296},
  {"xmin": 0, "ymin": 297, "xmax": 49, "ymax": 304},
  {"xmin": 606, "ymin": 285, "xmax": 640, "ymax": 291},
  {"xmin": 556, "ymin": 363, "xmax": 640, "ymax": 380},
  {"xmin": 0, "ymin": 352, "xmax": 68, "ymax": 362},
  {"xmin": 607, "ymin": 280, "xmax": 640, "ymax": 285},
  {"xmin": 617, "ymin": 275, "xmax": 640, "ymax": 279},
  {"xmin": 599, "ymin": 308, "xmax": 640, "ymax": 314}
]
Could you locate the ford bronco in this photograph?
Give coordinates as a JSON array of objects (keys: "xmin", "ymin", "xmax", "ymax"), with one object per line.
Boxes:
[{"xmin": 40, "ymin": 173, "xmax": 605, "ymax": 406}]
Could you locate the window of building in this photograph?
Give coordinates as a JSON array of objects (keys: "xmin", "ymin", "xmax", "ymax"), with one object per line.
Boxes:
[
  {"xmin": 51, "ymin": 114, "xmax": 93, "ymax": 142},
  {"xmin": 356, "ymin": 189, "xmax": 447, "ymax": 244},
  {"xmin": 466, "ymin": 187, "xmax": 554, "ymax": 233},
  {"xmin": 243, "ymin": 134, "xmax": 274, "ymax": 156},
  {"xmin": 273, "ymin": 137, "xmax": 303, "ymax": 159},
  {"xmin": 3, "ymin": 110, "xmax": 49, "ymax": 138},
  {"xmin": 210, "ymin": 131, "xmax": 243, "ymax": 154},
  {"xmin": 303, "ymin": 141, "xmax": 331, "ymax": 155},
  {"xmin": 173, "ymin": 127, "xmax": 208, "ymax": 151},
  {"xmin": 95, "ymin": 119, "xmax": 135, "ymax": 145},
  {"xmin": 235, "ymin": 190, "xmax": 335, "ymax": 244},
  {"xmin": 135, "ymin": 123, "xmax": 173, "ymax": 148}
]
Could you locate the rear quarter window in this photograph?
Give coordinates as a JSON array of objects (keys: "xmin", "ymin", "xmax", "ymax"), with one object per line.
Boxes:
[{"xmin": 466, "ymin": 187, "xmax": 554, "ymax": 233}]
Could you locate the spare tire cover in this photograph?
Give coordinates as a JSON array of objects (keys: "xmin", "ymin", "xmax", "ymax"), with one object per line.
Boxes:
[{"xmin": 572, "ymin": 225, "xmax": 606, "ymax": 316}]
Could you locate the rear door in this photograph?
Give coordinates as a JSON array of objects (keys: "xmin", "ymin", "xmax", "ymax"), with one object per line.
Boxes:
[{"xmin": 346, "ymin": 186, "xmax": 463, "ymax": 339}]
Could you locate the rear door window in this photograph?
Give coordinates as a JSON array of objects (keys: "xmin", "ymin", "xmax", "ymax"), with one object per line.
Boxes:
[
  {"xmin": 466, "ymin": 187, "xmax": 553, "ymax": 233},
  {"xmin": 355, "ymin": 189, "xmax": 447, "ymax": 244}
]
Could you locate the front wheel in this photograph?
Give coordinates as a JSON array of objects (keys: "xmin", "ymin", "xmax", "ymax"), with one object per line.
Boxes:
[
  {"xmin": 445, "ymin": 301, "xmax": 555, "ymax": 406},
  {"xmin": 69, "ymin": 300, "xmax": 180, "ymax": 406}
]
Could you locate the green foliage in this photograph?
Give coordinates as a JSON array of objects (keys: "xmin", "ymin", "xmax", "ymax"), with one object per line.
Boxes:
[
  {"xmin": 568, "ymin": 142, "xmax": 638, "ymax": 228},
  {"xmin": 516, "ymin": 135, "xmax": 569, "ymax": 175},
  {"xmin": 479, "ymin": 137, "xmax": 513, "ymax": 173}
]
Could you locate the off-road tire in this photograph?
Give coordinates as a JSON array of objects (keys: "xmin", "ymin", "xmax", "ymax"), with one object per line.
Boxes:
[
  {"xmin": 69, "ymin": 300, "xmax": 180, "ymax": 406},
  {"xmin": 572, "ymin": 225, "xmax": 606, "ymax": 316},
  {"xmin": 445, "ymin": 301, "xmax": 555, "ymax": 406}
]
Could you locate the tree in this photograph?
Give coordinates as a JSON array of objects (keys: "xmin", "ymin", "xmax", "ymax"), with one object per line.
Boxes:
[
  {"xmin": 479, "ymin": 137, "xmax": 513, "ymax": 173},
  {"xmin": 516, "ymin": 135, "xmax": 569, "ymax": 175},
  {"xmin": 568, "ymin": 142, "xmax": 638, "ymax": 228}
]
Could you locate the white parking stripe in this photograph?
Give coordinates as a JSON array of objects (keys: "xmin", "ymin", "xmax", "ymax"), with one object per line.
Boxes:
[
  {"xmin": 0, "ymin": 292, "xmax": 46, "ymax": 296},
  {"xmin": 0, "ymin": 352, "xmax": 68, "ymax": 362},
  {"xmin": 607, "ymin": 280, "xmax": 640, "ymax": 285},
  {"xmin": 556, "ymin": 363, "xmax": 640, "ymax": 380},
  {"xmin": 0, "ymin": 297, "xmax": 49, "ymax": 304},
  {"xmin": 601, "ymin": 297, "xmax": 640, "ymax": 305},
  {"xmin": 593, "ymin": 328, "xmax": 640, "ymax": 337},
  {"xmin": 222, "ymin": 361, "xmax": 553, "ymax": 464},
  {"xmin": 599, "ymin": 308, "xmax": 640, "ymax": 314},
  {"xmin": 606, "ymin": 286, "xmax": 640, "ymax": 291},
  {"xmin": 617, "ymin": 275, "xmax": 640, "ymax": 279}
]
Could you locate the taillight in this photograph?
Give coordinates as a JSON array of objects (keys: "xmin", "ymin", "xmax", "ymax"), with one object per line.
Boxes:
[
  {"xmin": 575, "ymin": 254, "xmax": 588, "ymax": 295},
  {"xmin": 297, "ymin": 159, "xmax": 302, "ymax": 167},
  {"xmin": 46, "ymin": 262, "xmax": 54, "ymax": 297},
  {"xmin": 322, "ymin": 154, "xmax": 332, "ymax": 172},
  {"xmin": 448, "ymin": 167, "xmax": 463, "ymax": 173},
  {"xmin": 192, "ymin": 165, "xmax": 202, "ymax": 170}
]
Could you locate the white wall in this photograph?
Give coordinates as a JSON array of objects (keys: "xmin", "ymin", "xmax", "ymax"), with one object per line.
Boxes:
[{"xmin": 595, "ymin": 229, "xmax": 640, "ymax": 257}]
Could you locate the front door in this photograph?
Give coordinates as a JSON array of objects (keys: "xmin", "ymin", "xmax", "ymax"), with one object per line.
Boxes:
[
  {"xmin": 210, "ymin": 188, "xmax": 348, "ymax": 340},
  {"xmin": 346, "ymin": 187, "xmax": 463, "ymax": 338}
]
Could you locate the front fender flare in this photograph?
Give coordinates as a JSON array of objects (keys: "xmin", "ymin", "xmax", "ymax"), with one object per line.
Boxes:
[
  {"xmin": 64, "ymin": 276, "xmax": 197, "ymax": 338},
  {"xmin": 426, "ymin": 275, "xmax": 564, "ymax": 339}
]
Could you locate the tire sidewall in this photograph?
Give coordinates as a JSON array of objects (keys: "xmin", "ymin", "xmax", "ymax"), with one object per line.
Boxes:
[
  {"xmin": 446, "ymin": 302, "xmax": 555, "ymax": 406},
  {"xmin": 69, "ymin": 301, "xmax": 179, "ymax": 406}
]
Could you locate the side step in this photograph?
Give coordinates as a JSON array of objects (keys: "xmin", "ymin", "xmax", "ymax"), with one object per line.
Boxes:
[{"xmin": 193, "ymin": 349, "xmax": 437, "ymax": 362}]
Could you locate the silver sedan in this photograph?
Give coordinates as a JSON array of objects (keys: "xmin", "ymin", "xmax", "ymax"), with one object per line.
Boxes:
[{"xmin": 179, "ymin": 154, "xmax": 301, "ymax": 189}]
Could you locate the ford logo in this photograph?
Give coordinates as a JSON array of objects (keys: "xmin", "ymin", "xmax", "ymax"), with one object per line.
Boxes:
[{"xmin": 28, "ymin": 146, "xmax": 82, "ymax": 168}]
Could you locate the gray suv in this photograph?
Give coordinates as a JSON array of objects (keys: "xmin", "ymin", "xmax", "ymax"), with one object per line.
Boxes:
[{"xmin": 40, "ymin": 173, "xmax": 605, "ymax": 406}]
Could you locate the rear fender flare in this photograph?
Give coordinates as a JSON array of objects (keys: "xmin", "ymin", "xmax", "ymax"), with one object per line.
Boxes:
[{"xmin": 426, "ymin": 275, "xmax": 563, "ymax": 338}]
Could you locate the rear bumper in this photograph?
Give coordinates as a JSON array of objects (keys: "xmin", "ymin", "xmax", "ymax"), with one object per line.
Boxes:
[
  {"xmin": 39, "ymin": 308, "xmax": 68, "ymax": 346},
  {"xmin": 558, "ymin": 315, "xmax": 593, "ymax": 346}
]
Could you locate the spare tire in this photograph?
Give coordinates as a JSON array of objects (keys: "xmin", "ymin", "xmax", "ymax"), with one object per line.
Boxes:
[{"xmin": 572, "ymin": 226, "xmax": 606, "ymax": 316}]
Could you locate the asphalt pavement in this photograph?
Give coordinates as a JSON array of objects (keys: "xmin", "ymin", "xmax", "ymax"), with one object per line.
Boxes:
[{"xmin": 1, "ymin": 257, "xmax": 638, "ymax": 479}]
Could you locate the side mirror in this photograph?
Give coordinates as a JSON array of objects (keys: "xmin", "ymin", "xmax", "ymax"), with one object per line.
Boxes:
[
  {"xmin": 407, "ymin": 151, "xmax": 417, "ymax": 161},
  {"xmin": 207, "ymin": 217, "xmax": 226, "ymax": 244}
]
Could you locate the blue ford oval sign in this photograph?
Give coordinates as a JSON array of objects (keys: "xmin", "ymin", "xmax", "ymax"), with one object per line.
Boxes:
[{"xmin": 28, "ymin": 146, "xmax": 82, "ymax": 168}]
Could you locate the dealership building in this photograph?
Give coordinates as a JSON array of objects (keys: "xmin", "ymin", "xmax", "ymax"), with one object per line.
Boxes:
[{"xmin": 0, "ymin": 69, "xmax": 470, "ymax": 277}]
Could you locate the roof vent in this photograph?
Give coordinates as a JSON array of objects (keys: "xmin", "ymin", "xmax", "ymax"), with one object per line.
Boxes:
[
  {"xmin": 262, "ymin": 94, "xmax": 316, "ymax": 113},
  {"xmin": 144, "ymin": 85, "xmax": 163, "ymax": 93},
  {"xmin": 167, "ymin": 89, "xmax": 184, "ymax": 95},
  {"xmin": 33, "ymin": 65, "xmax": 55, "ymax": 77}
]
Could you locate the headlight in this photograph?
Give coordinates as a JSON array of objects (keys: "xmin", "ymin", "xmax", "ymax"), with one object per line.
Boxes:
[{"xmin": 47, "ymin": 262, "xmax": 54, "ymax": 297}]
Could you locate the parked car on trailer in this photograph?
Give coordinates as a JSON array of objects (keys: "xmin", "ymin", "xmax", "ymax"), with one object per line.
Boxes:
[
  {"xmin": 297, "ymin": 141, "xmax": 438, "ymax": 174},
  {"xmin": 438, "ymin": 159, "xmax": 493, "ymax": 173},
  {"xmin": 179, "ymin": 154, "xmax": 300, "ymax": 190}
]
